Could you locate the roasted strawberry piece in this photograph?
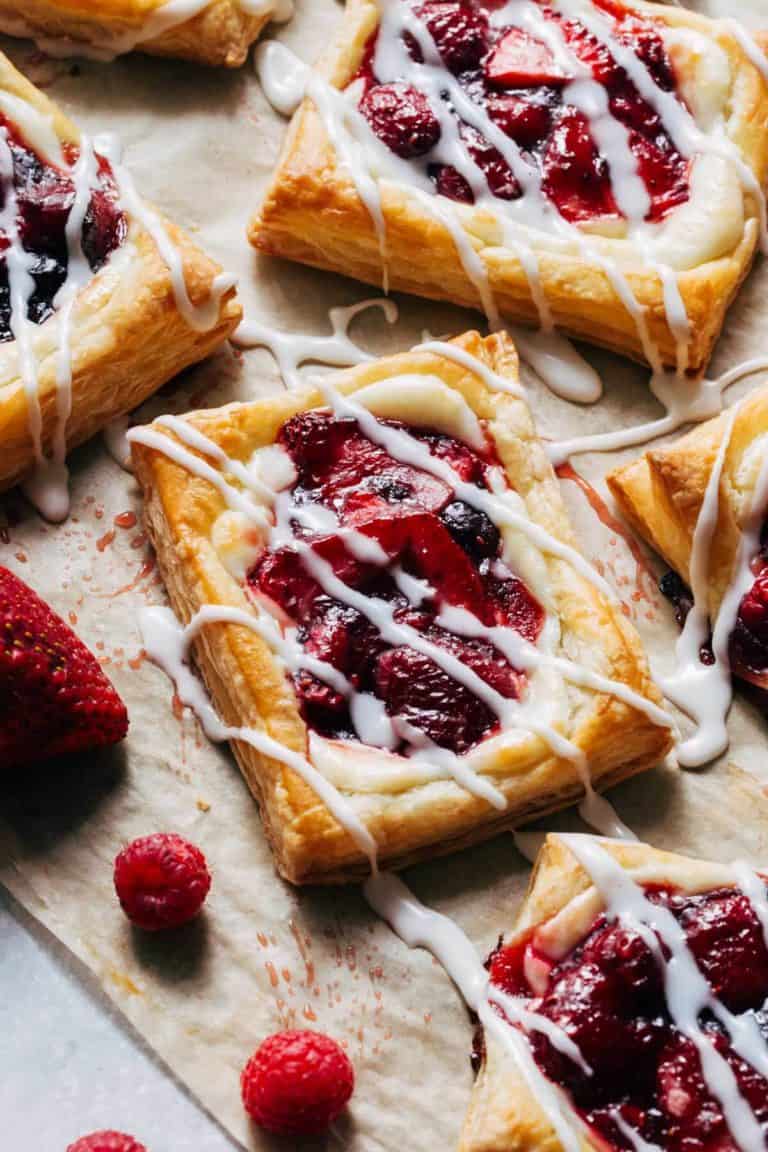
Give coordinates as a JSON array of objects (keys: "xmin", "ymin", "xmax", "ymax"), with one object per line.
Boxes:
[
  {"xmin": 542, "ymin": 108, "xmax": 617, "ymax": 222},
  {"xmin": 486, "ymin": 27, "xmax": 570, "ymax": 87}
]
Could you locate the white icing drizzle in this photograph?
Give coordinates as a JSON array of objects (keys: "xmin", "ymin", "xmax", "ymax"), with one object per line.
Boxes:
[
  {"xmin": 232, "ymin": 297, "xmax": 398, "ymax": 389},
  {"xmin": 612, "ymin": 1111, "xmax": 664, "ymax": 1152},
  {"xmin": 103, "ymin": 415, "xmax": 134, "ymax": 472},
  {"xmin": 255, "ymin": 40, "xmax": 308, "ymax": 116},
  {"xmin": 547, "ymin": 357, "xmax": 768, "ymax": 464},
  {"xmin": 0, "ymin": 0, "xmax": 293, "ymax": 63},
  {"xmin": 507, "ymin": 326, "xmax": 603, "ymax": 405},
  {"xmin": 722, "ymin": 20, "xmax": 768, "ymax": 84},
  {"xmin": 139, "ymin": 603, "xmax": 378, "ymax": 868},
  {"xmin": 660, "ymin": 395, "xmax": 768, "ymax": 767},
  {"xmin": 563, "ymin": 835, "xmax": 768, "ymax": 1152},
  {"xmin": 95, "ymin": 133, "xmax": 236, "ymax": 334},
  {"xmin": 414, "ymin": 338, "xmax": 525, "ymax": 398}
]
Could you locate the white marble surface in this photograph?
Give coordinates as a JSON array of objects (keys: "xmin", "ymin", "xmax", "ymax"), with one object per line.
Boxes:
[{"xmin": 0, "ymin": 889, "xmax": 238, "ymax": 1152}]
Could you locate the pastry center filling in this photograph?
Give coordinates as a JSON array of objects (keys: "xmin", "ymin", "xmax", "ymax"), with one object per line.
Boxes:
[
  {"xmin": 247, "ymin": 409, "xmax": 544, "ymax": 756},
  {"xmin": 0, "ymin": 117, "xmax": 126, "ymax": 341},
  {"xmin": 354, "ymin": 0, "xmax": 690, "ymax": 224},
  {"xmin": 486, "ymin": 883, "xmax": 768, "ymax": 1151}
]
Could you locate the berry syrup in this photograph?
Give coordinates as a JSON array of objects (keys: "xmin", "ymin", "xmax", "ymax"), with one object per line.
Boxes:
[{"xmin": 248, "ymin": 410, "xmax": 544, "ymax": 755}]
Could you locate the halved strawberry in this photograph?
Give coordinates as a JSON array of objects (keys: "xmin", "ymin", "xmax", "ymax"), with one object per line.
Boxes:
[
  {"xmin": 485, "ymin": 28, "xmax": 570, "ymax": 87},
  {"xmin": 0, "ymin": 566, "xmax": 128, "ymax": 769}
]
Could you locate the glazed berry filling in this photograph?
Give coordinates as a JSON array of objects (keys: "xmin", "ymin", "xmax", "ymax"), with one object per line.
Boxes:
[
  {"xmin": 0, "ymin": 117, "xmax": 126, "ymax": 341},
  {"xmin": 355, "ymin": 0, "xmax": 689, "ymax": 224},
  {"xmin": 247, "ymin": 411, "xmax": 544, "ymax": 755},
  {"xmin": 486, "ymin": 884, "xmax": 768, "ymax": 1151},
  {"xmin": 660, "ymin": 522, "xmax": 768, "ymax": 684}
]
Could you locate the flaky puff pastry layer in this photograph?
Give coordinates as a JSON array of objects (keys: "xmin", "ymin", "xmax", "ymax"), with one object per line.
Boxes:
[
  {"xmin": 607, "ymin": 384, "xmax": 768, "ymax": 648},
  {"xmin": 0, "ymin": 0, "xmax": 273, "ymax": 67},
  {"xmin": 251, "ymin": 0, "xmax": 768, "ymax": 374},
  {"xmin": 131, "ymin": 331, "xmax": 670, "ymax": 885},
  {"xmin": 460, "ymin": 834, "xmax": 743, "ymax": 1152},
  {"xmin": 0, "ymin": 51, "xmax": 241, "ymax": 495}
]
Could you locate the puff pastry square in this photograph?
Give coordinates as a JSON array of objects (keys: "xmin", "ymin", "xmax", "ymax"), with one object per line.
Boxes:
[
  {"xmin": 0, "ymin": 50, "xmax": 241, "ymax": 502},
  {"xmin": 607, "ymin": 386, "xmax": 768, "ymax": 689},
  {"xmin": 131, "ymin": 331, "xmax": 670, "ymax": 884},
  {"xmin": 463, "ymin": 833, "xmax": 768, "ymax": 1152},
  {"xmin": 0, "ymin": 0, "xmax": 281, "ymax": 67},
  {"xmin": 251, "ymin": 0, "xmax": 768, "ymax": 374}
]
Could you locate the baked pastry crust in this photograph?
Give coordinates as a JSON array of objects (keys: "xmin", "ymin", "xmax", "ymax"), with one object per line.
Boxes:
[
  {"xmin": 0, "ymin": 50, "xmax": 241, "ymax": 496},
  {"xmin": 250, "ymin": 0, "xmax": 768, "ymax": 373},
  {"xmin": 131, "ymin": 331, "xmax": 670, "ymax": 884},
  {"xmin": 0, "ymin": 0, "xmax": 276, "ymax": 67},
  {"xmin": 460, "ymin": 833, "xmax": 746, "ymax": 1152},
  {"xmin": 606, "ymin": 385, "xmax": 768, "ymax": 627}
]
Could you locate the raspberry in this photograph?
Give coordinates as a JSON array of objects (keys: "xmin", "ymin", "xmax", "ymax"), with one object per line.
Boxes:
[
  {"xmin": 113, "ymin": 833, "xmax": 211, "ymax": 931},
  {"xmin": 66, "ymin": 1133, "xmax": 147, "ymax": 1152},
  {"xmin": 359, "ymin": 82, "xmax": 441, "ymax": 159},
  {"xmin": 241, "ymin": 1030, "xmax": 354, "ymax": 1136}
]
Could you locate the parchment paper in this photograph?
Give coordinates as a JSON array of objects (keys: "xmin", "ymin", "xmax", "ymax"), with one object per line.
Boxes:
[{"xmin": 2, "ymin": 3, "xmax": 768, "ymax": 1148}]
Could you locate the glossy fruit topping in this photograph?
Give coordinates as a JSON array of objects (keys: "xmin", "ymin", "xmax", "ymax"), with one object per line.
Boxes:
[
  {"xmin": 356, "ymin": 0, "xmax": 689, "ymax": 225},
  {"xmin": 0, "ymin": 119, "xmax": 126, "ymax": 341},
  {"xmin": 248, "ymin": 412, "xmax": 544, "ymax": 755},
  {"xmin": 487, "ymin": 884, "xmax": 768, "ymax": 1151}
]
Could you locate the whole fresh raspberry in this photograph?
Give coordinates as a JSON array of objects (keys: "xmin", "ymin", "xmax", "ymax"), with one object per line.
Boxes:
[
  {"xmin": 241, "ymin": 1030, "xmax": 354, "ymax": 1136},
  {"xmin": 66, "ymin": 1133, "xmax": 147, "ymax": 1152},
  {"xmin": 0, "ymin": 565, "xmax": 128, "ymax": 768},
  {"xmin": 114, "ymin": 833, "xmax": 211, "ymax": 931}
]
